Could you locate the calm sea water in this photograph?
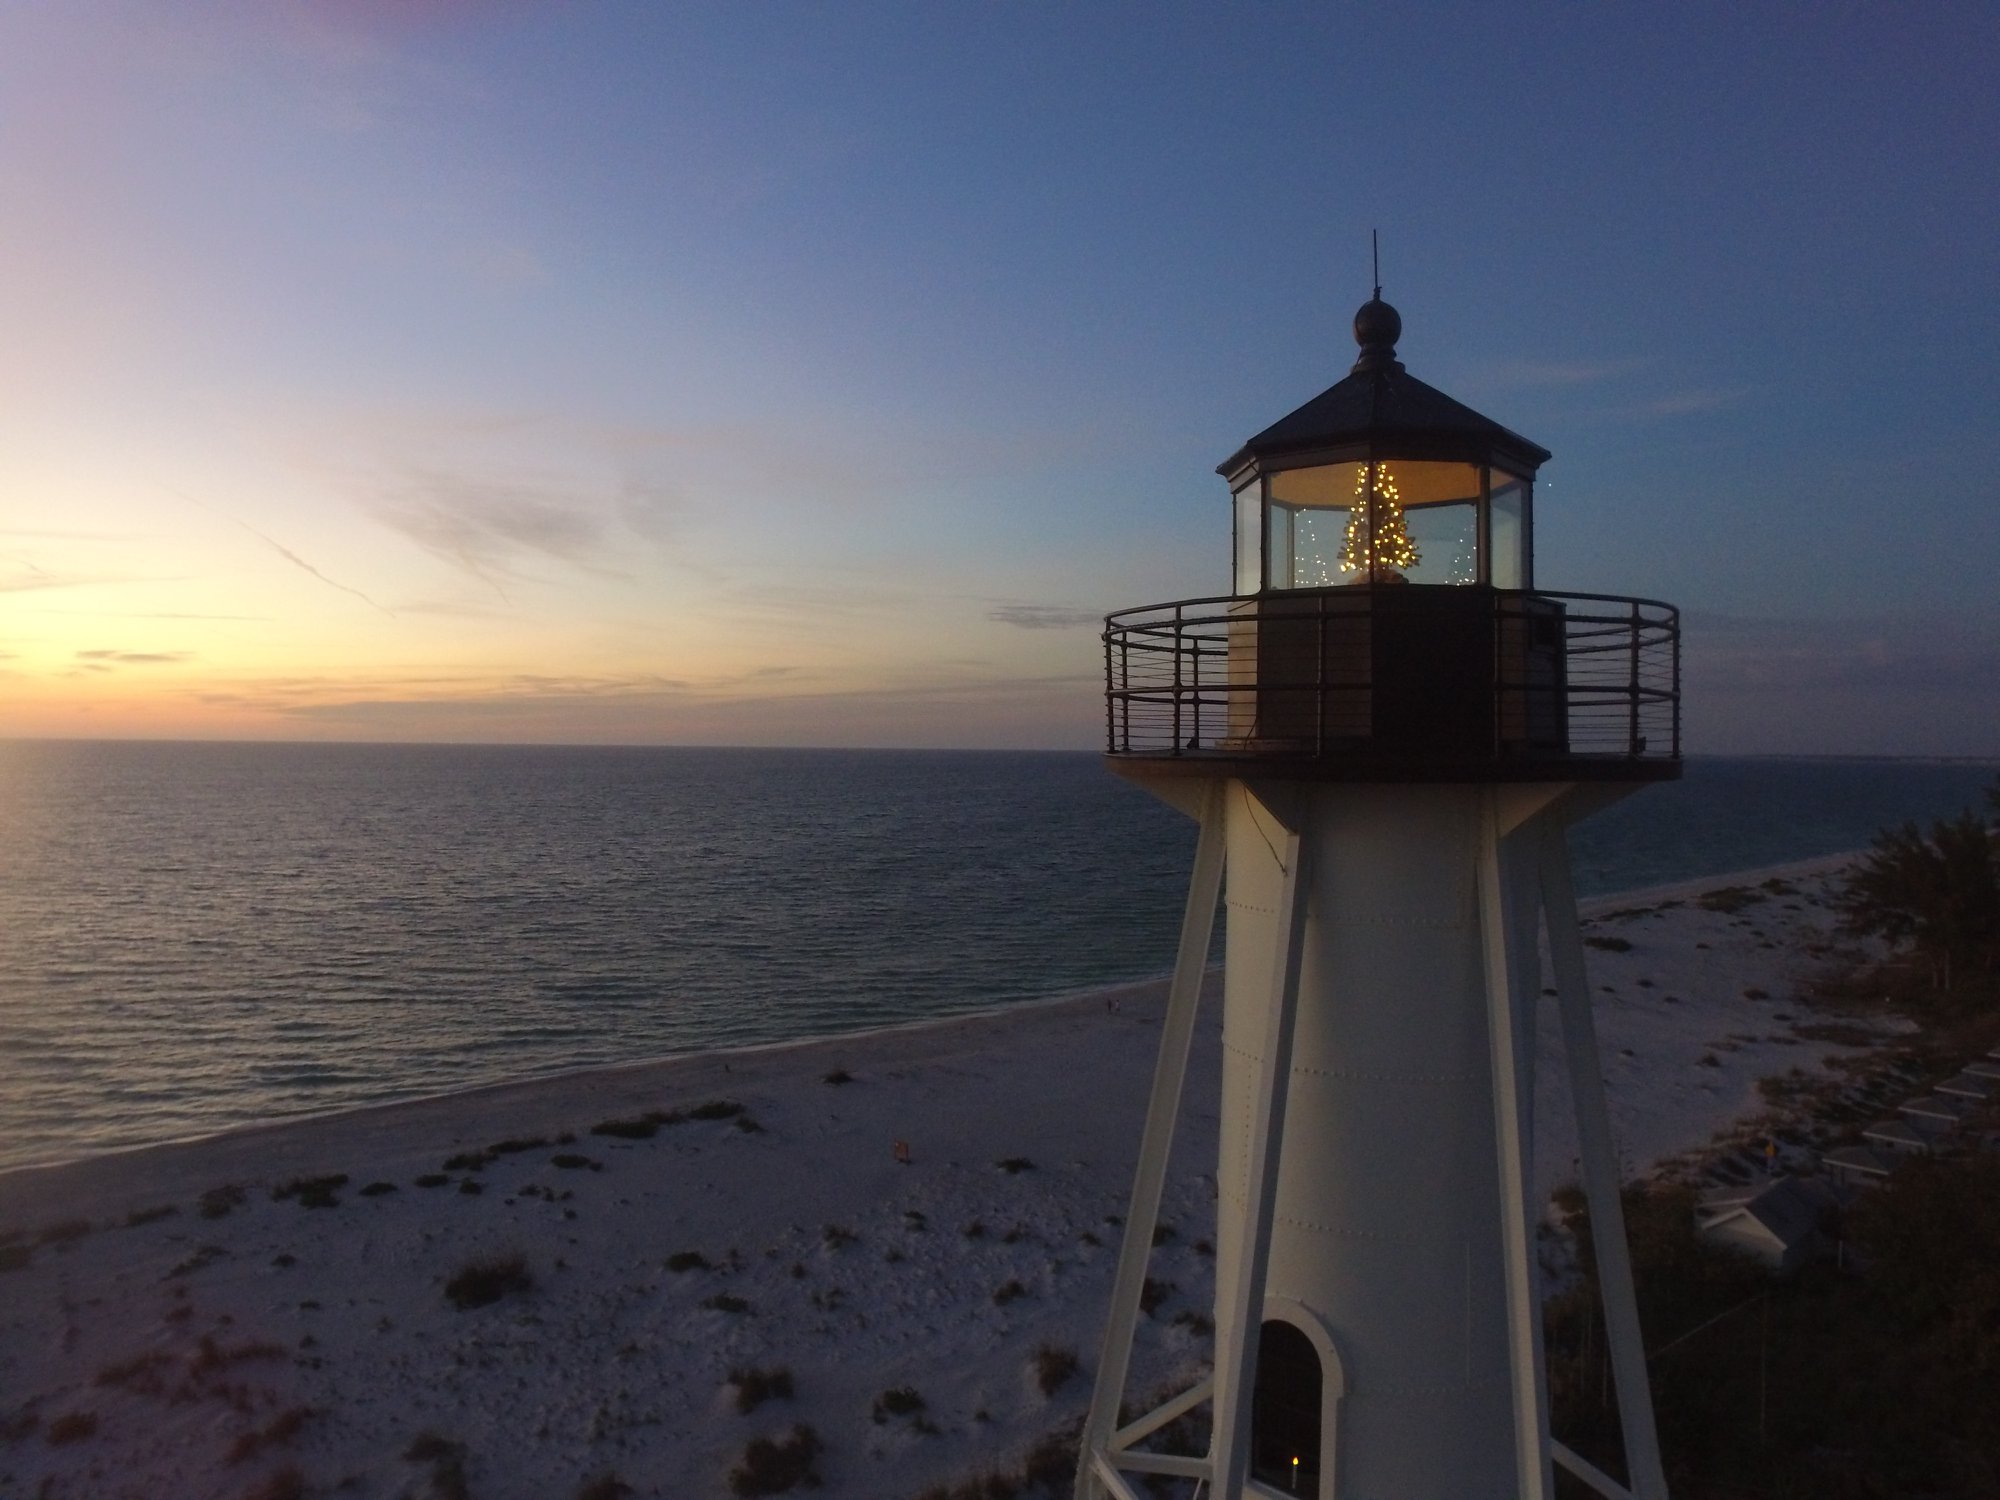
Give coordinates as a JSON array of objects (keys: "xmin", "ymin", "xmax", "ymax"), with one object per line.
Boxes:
[{"xmin": 0, "ymin": 742, "xmax": 1993, "ymax": 1172}]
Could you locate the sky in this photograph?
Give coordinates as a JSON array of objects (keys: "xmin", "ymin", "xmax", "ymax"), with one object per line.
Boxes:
[{"xmin": 1, "ymin": 2, "xmax": 1996, "ymax": 755}]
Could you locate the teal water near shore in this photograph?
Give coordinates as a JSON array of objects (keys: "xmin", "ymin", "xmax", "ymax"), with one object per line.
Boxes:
[{"xmin": 0, "ymin": 742, "xmax": 1992, "ymax": 1170}]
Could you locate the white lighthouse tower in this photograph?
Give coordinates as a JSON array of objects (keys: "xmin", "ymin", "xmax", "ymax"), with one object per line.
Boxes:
[{"xmin": 1078, "ymin": 296, "xmax": 1682, "ymax": 1500}]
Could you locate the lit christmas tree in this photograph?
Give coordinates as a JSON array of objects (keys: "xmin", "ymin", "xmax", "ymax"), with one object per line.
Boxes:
[{"xmin": 1338, "ymin": 461, "xmax": 1420, "ymax": 582}]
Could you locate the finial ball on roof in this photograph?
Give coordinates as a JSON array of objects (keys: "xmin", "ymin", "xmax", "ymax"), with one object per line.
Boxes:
[{"xmin": 1353, "ymin": 297, "xmax": 1401, "ymax": 352}]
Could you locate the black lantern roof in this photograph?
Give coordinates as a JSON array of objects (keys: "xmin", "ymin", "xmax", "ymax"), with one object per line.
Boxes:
[{"xmin": 1216, "ymin": 298, "xmax": 1552, "ymax": 482}]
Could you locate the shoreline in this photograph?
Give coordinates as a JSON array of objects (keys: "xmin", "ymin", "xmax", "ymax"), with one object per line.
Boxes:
[
  {"xmin": 0, "ymin": 849, "xmax": 1899, "ymax": 1499},
  {"xmin": 0, "ymin": 852, "xmax": 1866, "ymax": 1187},
  {"xmin": 0, "ymin": 973, "xmax": 1184, "ymax": 1223}
]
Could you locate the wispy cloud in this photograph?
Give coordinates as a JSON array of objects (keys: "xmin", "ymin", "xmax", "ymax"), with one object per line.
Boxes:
[
  {"xmin": 1686, "ymin": 609, "xmax": 2000, "ymax": 755},
  {"xmin": 268, "ymin": 666, "xmax": 1097, "ymax": 743},
  {"xmin": 22, "ymin": 609, "xmax": 270, "ymax": 621},
  {"xmin": 184, "ymin": 663, "xmax": 816, "ymax": 717},
  {"xmin": 1691, "ymin": 610, "xmax": 2000, "ymax": 693},
  {"xmin": 1, "ymin": 568, "xmax": 172, "ymax": 593},
  {"xmin": 988, "ymin": 604, "xmax": 1102, "ymax": 630},
  {"xmin": 174, "ymin": 489, "xmax": 394, "ymax": 615},
  {"xmin": 0, "ymin": 528, "xmax": 145, "ymax": 541},
  {"xmin": 616, "ymin": 475, "xmax": 692, "ymax": 548},
  {"xmin": 76, "ymin": 649, "xmax": 193, "ymax": 665},
  {"xmin": 719, "ymin": 581, "xmax": 928, "ymax": 625},
  {"xmin": 3, "ymin": 567, "xmax": 68, "ymax": 593},
  {"xmin": 363, "ymin": 470, "xmax": 617, "ymax": 599},
  {"xmin": 1596, "ymin": 386, "xmax": 1755, "ymax": 421},
  {"xmin": 389, "ymin": 599, "xmax": 510, "ymax": 620},
  {"xmin": 1476, "ymin": 357, "xmax": 1650, "ymax": 389}
]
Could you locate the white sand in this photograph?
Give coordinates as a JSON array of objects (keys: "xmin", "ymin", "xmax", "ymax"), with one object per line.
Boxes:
[{"xmin": 0, "ymin": 853, "xmax": 1892, "ymax": 1500}]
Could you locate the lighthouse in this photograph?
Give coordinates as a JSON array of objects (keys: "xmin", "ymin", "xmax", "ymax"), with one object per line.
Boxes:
[{"xmin": 1077, "ymin": 296, "xmax": 1681, "ymax": 1500}]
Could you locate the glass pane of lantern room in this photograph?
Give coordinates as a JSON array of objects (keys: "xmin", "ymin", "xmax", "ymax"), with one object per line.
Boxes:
[
  {"xmin": 1267, "ymin": 463, "xmax": 1364, "ymax": 587},
  {"xmin": 1234, "ymin": 481, "xmax": 1262, "ymax": 594},
  {"xmin": 1380, "ymin": 460, "xmax": 1482, "ymax": 586},
  {"xmin": 1491, "ymin": 474, "xmax": 1530, "ymax": 589}
]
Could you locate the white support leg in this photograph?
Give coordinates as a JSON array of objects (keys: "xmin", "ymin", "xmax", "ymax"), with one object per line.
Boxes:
[
  {"xmin": 1077, "ymin": 782, "xmax": 1227, "ymax": 1499},
  {"xmin": 1478, "ymin": 793, "xmax": 1553, "ymax": 1500},
  {"xmin": 1540, "ymin": 825, "xmax": 1671, "ymax": 1500},
  {"xmin": 1209, "ymin": 800, "xmax": 1310, "ymax": 1499},
  {"xmin": 1502, "ymin": 828, "xmax": 1546, "ymax": 1139}
]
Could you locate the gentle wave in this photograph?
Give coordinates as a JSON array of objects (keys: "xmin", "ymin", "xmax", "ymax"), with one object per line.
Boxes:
[{"xmin": 0, "ymin": 742, "xmax": 1993, "ymax": 1171}]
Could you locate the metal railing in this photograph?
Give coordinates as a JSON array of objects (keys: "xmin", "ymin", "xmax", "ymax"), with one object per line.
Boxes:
[{"xmin": 1103, "ymin": 588, "xmax": 1679, "ymax": 764}]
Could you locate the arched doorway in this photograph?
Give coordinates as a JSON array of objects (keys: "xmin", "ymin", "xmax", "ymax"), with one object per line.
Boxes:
[{"xmin": 1250, "ymin": 1318, "xmax": 1322, "ymax": 1493}]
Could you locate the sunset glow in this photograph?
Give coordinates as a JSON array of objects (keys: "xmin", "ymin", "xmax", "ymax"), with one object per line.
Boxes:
[{"xmin": 3, "ymin": 4, "xmax": 1996, "ymax": 751}]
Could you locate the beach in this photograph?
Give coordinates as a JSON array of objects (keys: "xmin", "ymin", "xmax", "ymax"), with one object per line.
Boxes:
[{"xmin": 0, "ymin": 853, "xmax": 1893, "ymax": 1499}]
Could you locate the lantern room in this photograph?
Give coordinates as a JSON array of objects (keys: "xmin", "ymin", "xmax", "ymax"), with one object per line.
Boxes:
[
  {"xmin": 1223, "ymin": 298, "xmax": 1545, "ymax": 595},
  {"xmin": 1100, "ymin": 295, "xmax": 1681, "ymax": 778}
]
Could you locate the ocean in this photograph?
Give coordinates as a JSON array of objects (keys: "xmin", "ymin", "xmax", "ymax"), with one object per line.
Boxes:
[{"xmin": 0, "ymin": 741, "xmax": 1993, "ymax": 1172}]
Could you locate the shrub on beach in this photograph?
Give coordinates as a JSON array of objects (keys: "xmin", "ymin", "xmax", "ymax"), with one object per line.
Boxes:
[
  {"xmin": 914, "ymin": 1474, "xmax": 1019, "ymax": 1500},
  {"xmin": 915, "ymin": 1425, "xmax": 1081, "ymax": 1500},
  {"xmin": 45, "ymin": 1410, "xmax": 98, "ymax": 1444},
  {"xmin": 728, "ymin": 1424, "xmax": 822, "ymax": 1496},
  {"xmin": 191, "ymin": 1336, "xmax": 286, "ymax": 1375},
  {"xmin": 443, "ymin": 1254, "xmax": 533, "ymax": 1310},
  {"xmin": 873, "ymin": 1385, "xmax": 925, "ymax": 1422},
  {"xmin": 1032, "ymin": 1343, "xmax": 1079, "ymax": 1396},
  {"xmin": 487, "ymin": 1135, "xmax": 549, "ymax": 1156},
  {"xmin": 591, "ymin": 1108, "xmax": 685, "ymax": 1139},
  {"xmin": 225, "ymin": 1406, "xmax": 314, "ymax": 1463},
  {"xmin": 167, "ymin": 1244, "xmax": 226, "ymax": 1278},
  {"xmin": 1698, "ymin": 885, "xmax": 1765, "ymax": 914},
  {"xmin": 271, "ymin": 1175, "xmax": 347, "ymax": 1209},
  {"xmin": 665, "ymin": 1250, "xmax": 711, "ymax": 1272},
  {"xmin": 94, "ymin": 1351, "xmax": 173, "ymax": 1395},
  {"xmin": 404, "ymin": 1432, "xmax": 470, "ymax": 1500},
  {"xmin": 729, "ymin": 1366, "xmax": 794, "ymax": 1414},
  {"xmin": 198, "ymin": 1185, "xmax": 246, "ymax": 1219},
  {"xmin": 239, "ymin": 1468, "xmax": 307, "ymax": 1500}
]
